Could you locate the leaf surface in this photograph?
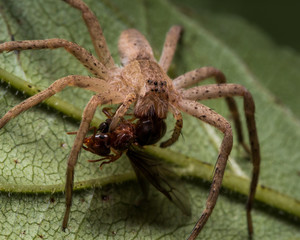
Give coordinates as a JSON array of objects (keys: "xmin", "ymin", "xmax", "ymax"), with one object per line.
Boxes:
[{"xmin": 0, "ymin": 0, "xmax": 299, "ymax": 239}]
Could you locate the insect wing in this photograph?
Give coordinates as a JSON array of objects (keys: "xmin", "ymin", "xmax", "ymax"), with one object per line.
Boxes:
[
  {"xmin": 126, "ymin": 145, "xmax": 191, "ymax": 216},
  {"xmin": 130, "ymin": 160, "xmax": 150, "ymax": 199}
]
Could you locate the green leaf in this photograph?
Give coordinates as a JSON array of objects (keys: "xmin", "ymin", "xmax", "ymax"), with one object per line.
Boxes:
[{"xmin": 0, "ymin": 0, "xmax": 299, "ymax": 239}]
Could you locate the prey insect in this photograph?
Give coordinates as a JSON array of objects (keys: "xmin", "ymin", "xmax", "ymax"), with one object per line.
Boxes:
[
  {"xmin": 68, "ymin": 107, "xmax": 166, "ymax": 167},
  {"xmin": 76, "ymin": 108, "xmax": 190, "ymax": 215},
  {"xmin": 0, "ymin": 0, "xmax": 260, "ymax": 239}
]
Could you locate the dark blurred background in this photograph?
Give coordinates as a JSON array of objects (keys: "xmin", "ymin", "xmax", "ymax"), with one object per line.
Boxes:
[{"xmin": 172, "ymin": 0, "xmax": 300, "ymax": 53}]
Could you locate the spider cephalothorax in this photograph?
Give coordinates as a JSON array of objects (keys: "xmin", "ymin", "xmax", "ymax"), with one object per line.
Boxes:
[
  {"xmin": 121, "ymin": 59, "xmax": 176, "ymax": 120},
  {"xmin": 0, "ymin": 0, "xmax": 261, "ymax": 239}
]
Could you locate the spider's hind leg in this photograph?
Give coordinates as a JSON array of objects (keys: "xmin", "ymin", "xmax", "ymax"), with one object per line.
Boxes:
[
  {"xmin": 178, "ymin": 99, "xmax": 233, "ymax": 239},
  {"xmin": 181, "ymin": 83, "xmax": 260, "ymax": 237},
  {"xmin": 174, "ymin": 66, "xmax": 250, "ymax": 154}
]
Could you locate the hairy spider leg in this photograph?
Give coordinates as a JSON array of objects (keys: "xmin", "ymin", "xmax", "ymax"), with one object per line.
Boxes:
[
  {"xmin": 0, "ymin": 75, "xmax": 111, "ymax": 128},
  {"xmin": 157, "ymin": 25, "xmax": 184, "ymax": 146},
  {"xmin": 159, "ymin": 25, "xmax": 183, "ymax": 72},
  {"xmin": 160, "ymin": 108, "xmax": 183, "ymax": 148},
  {"xmin": 109, "ymin": 93, "xmax": 136, "ymax": 131},
  {"xmin": 0, "ymin": 39, "xmax": 108, "ymax": 79},
  {"xmin": 178, "ymin": 99, "xmax": 233, "ymax": 240},
  {"xmin": 63, "ymin": 94, "xmax": 103, "ymax": 230},
  {"xmin": 63, "ymin": 0, "xmax": 115, "ymax": 69},
  {"xmin": 181, "ymin": 83, "xmax": 260, "ymax": 236},
  {"xmin": 174, "ymin": 66, "xmax": 250, "ymax": 153}
]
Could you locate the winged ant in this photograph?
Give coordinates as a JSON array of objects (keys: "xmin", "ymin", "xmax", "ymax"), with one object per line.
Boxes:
[{"xmin": 69, "ymin": 107, "xmax": 190, "ymax": 215}]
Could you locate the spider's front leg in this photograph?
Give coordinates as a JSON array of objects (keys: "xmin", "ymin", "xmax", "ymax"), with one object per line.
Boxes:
[
  {"xmin": 109, "ymin": 93, "xmax": 136, "ymax": 131},
  {"xmin": 174, "ymin": 67, "xmax": 250, "ymax": 153},
  {"xmin": 0, "ymin": 76, "xmax": 111, "ymax": 128},
  {"xmin": 181, "ymin": 83, "xmax": 260, "ymax": 236},
  {"xmin": 178, "ymin": 99, "xmax": 233, "ymax": 240},
  {"xmin": 63, "ymin": 94, "xmax": 103, "ymax": 230}
]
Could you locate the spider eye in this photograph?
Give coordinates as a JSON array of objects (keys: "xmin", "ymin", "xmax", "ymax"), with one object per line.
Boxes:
[{"xmin": 147, "ymin": 79, "xmax": 153, "ymax": 84}]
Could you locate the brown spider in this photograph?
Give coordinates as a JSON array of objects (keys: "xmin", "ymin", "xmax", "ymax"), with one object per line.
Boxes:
[{"xmin": 0, "ymin": 0, "xmax": 260, "ymax": 239}]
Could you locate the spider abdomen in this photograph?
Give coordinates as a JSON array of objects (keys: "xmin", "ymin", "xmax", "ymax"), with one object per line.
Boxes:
[{"xmin": 121, "ymin": 60, "xmax": 174, "ymax": 119}]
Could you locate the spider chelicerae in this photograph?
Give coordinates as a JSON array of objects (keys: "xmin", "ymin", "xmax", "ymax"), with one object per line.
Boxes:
[{"xmin": 0, "ymin": 0, "xmax": 260, "ymax": 239}]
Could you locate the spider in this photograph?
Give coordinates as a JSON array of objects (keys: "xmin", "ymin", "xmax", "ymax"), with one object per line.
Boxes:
[{"xmin": 0, "ymin": 0, "xmax": 261, "ymax": 239}]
